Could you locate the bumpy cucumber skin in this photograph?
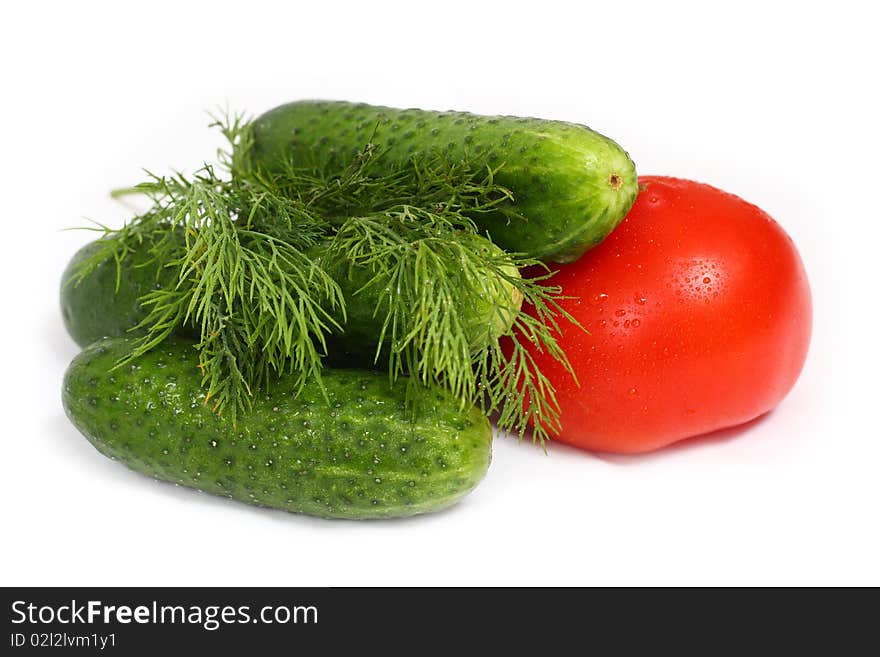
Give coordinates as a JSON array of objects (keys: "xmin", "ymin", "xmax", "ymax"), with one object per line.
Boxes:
[
  {"xmin": 60, "ymin": 238, "xmax": 175, "ymax": 348},
  {"xmin": 248, "ymin": 100, "xmax": 639, "ymax": 263},
  {"xmin": 62, "ymin": 337, "xmax": 492, "ymax": 520}
]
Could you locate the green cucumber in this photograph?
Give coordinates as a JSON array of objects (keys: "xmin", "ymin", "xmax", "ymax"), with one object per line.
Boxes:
[
  {"xmin": 60, "ymin": 236, "xmax": 175, "ymax": 347},
  {"xmin": 61, "ymin": 234, "xmax": 522, "ymax": 363},
  {"xmin": 246, "ymin": 100, "xmax": 638, "ymax": 263},
  {"xmin": 62, "ymin": 337, "xmax": 492, "ymax": 519}
]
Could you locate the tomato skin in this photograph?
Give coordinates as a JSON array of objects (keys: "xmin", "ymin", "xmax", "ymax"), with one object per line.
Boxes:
[{"xmin": 516, "ymin": 176, "xmax": 812, "ymax": 453}]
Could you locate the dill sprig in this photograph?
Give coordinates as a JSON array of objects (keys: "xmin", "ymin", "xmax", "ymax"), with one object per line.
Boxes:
[
  {"xmin": 75, "ymin": 112, "xmax": 578, "ymax": 442},
  {"xmin": 102, "ymin": 165, "xmax": 343, "ymax": 420}
]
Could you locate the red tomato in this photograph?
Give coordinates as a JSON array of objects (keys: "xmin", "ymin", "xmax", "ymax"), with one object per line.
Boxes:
[{"xmin": 512, "ymin": 176, "xmax": 812, "ymax": 453}]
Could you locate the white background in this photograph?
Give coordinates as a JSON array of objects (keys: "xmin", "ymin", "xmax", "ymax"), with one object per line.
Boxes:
[{"xmin": 1, "ymin": 0, "xmax": 876, "ymax": 586}]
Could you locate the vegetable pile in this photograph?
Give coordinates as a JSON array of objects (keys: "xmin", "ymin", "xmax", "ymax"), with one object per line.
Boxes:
[{"xmin": 60, "ymin": 100, "xmax": 811, "ymax": 520}]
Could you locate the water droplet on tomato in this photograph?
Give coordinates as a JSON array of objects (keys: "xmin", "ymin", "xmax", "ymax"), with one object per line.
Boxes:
[
  {"xmin": 590, "ymin": 293, "xmax": 608, "ymax": 305},
  {"xmin": 628, "ymin": 387, "xmax": 638, "ymax": 396},
  {"xmin": 703, "ymin": 276, "xmax": 711, "ymax": 284},
  {"xmin": 631, "ymin": 319, "xmax": 641, "ymax": 328},
  {"xmin": 634, "ymin": 295, "xmax": 647, "ymax": 305},
  {"xmin": 615, "ymin": 309, "xmax": 626, "ymax": 317}
]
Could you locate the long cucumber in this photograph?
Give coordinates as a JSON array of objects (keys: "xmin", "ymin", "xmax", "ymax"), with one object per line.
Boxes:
[
  {"xmin": 246, "ymin": 100, "xmax": 638, "ymax": 263},
  {"xmin": 60, "ymin": 233, "xmax": 522, "ymax": 356},
  {"xmin": 63, "ymin": 337, "xmax": 492, "ymax": 519}
]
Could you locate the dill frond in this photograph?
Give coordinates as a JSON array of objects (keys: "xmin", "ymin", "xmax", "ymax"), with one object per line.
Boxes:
[{"xmin": 74, "ymin": 112, "xmax": 578, "ymax": 444}]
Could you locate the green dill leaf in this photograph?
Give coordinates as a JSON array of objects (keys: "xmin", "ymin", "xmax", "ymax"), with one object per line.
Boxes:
[{"xmin": 71, "ymin": 111, "xmax": 579, "ymax": 444}]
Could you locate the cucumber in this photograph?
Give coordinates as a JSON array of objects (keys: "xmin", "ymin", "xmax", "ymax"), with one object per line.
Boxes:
[
  {"xmin": 246, "ymin": 100, "xmax": 638, "ymax": 263},
  {"xmin": 61, "ymin": 234, "xmax": 522, "ymax": 363},
  {"xmin": 62, "ymin": 337, "xmax": 492, "ymax": 519},
  {"xmin": 60, "ymin": 236, "xmax": 175, "ymax": 347}
]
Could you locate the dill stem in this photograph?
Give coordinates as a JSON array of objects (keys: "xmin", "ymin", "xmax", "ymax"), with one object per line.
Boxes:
[{"xmin": 109, "ymin": 186, "xmax": 144, "ymax": 199}]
